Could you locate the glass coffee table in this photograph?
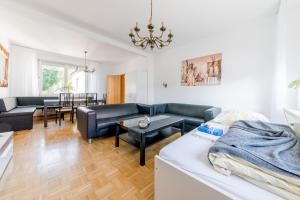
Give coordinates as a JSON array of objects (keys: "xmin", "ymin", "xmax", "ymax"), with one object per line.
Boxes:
[{"xmin": 115, "ymin": 115, "xmax": 185, "ymax": 166}]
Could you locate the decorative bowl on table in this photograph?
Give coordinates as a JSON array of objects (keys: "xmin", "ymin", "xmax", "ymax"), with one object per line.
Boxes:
[{"xmin": 138, "ymin": 116, "xmax": 151, "ymax": 129}]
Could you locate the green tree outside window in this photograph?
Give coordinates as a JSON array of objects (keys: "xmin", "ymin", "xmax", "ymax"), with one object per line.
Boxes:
[{"xmin": 42, "ymin": 67, "xmax": 60, "ymax": 91}]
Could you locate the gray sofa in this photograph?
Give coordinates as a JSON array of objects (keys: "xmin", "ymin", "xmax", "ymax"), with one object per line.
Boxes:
[
  {"xmin": 0, "ymin": 96, "xmax": 58, "ymax": 132},
  {"xmin": 0, "ymin": 97, "xmax": 36, "ymax": 132}
]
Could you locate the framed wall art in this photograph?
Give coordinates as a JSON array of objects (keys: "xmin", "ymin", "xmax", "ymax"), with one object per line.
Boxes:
[
  {"xmin": 181, "ymin": 53, "xmax": 222, "ymax": 86},
  {"xmin": 0, "ymin": 43, "xmax": 9, "ymax": 87}
]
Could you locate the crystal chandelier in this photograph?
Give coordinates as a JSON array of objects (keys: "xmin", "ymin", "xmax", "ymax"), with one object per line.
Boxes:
[{"xmin": 129, "ymin": 0, "xmax": 173, "ymax": 50}]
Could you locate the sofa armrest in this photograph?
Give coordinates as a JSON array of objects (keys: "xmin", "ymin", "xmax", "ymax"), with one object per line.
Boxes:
[
  {"xmin": 77, "ymin": 107, "xmax": 96, "ymax": 142},
  {"xmin": 204, "ymin": 107, "xmax": 222, "ymax": 122},
  {"xmin": 152, "ymin": 104, "xmax": 167, "ymax": 116},
  {"xmin": 137, "ymin": 104, "xmax": 152, "ymax": 116}
]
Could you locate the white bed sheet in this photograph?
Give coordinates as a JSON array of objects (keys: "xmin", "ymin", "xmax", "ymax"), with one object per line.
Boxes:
[{"xmin": 159, "ymin": 130, "xmax": 285, "ymax": 200}]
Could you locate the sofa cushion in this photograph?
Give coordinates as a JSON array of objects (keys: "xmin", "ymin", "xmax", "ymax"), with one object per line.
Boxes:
[
  {"xmin": 8, "ymin": 107, "xmax": 36, "ymax": 114},
  {"xmin": 0, "ymin": 97, "xmax": 18, "ymax": 112},
  {"xmin": 17, "ymin": 96, "xmax": 58, "ymax": 107},
  {"xmin": 163, "ymin": 113, "xmax": 204, "ymax": 126},
  {"xmin": 183, "ymin": 116, "xmax": 205, "ymax": 126},
  {"xmin": 96, "ymin": 114, "xmax": 144, "ymax": 130},
  {"xmin": 97, "ymin": 121, "xmax": 117, "ymax": 130},
  {"xmin": 119, "ymin": 114, "xmax": 144, "ymax": 121},
  {"xmin": 92, "ymin": 104, "xmax": 139, "ymax": 120},
  {"xmin": 166, "ymin": 103, "xmax": 213, "ymax": 119},
  {"xmin": 152, "ymin": 104, "xmax": 167, "ymax": 115},
  {"xmin": 0, "ymin": 107, "xmax": 36, "ymax": 117}
]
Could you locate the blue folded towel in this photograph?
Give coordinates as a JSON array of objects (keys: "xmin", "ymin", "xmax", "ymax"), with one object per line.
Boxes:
[{"xmin": 197, "ymin": 124, "xmax": 224, "ymax": 136}]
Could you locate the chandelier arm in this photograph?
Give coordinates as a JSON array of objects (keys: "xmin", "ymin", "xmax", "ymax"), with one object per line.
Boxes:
[
  {"xmin": 142, "ymin": 40, "xmax": 150, "ymax": 49},
  {"xmin": 159, "ymin": 30, "xmax": 165, "ymax": 39},
  {"xmin": 132, "ymin": 34, "xmax": 147, "ymax": 44},
  {"xmin": 156, "ymin": 37, "xmax": 168, "ymax": 49},
  {"xmin": 133, "ymin": 40, "xmax": 146, "ymax": 46},
  {"xmin": 135, "ymin": 31, "xmax": 144, "ymax": 40},
  {"xmin": 154, "ymin": 37, "xmax": 168, "ymax": 45},
  {"xmin": 155, "ymin": 39, "xmax": 171, "ymax": 47},
  {"xmin": 154, "ymin": 39, "xmax": 162, "ymax": 49},
  {"xmin": 157, "ymin": 38, "xmax": 171, "ymax": 45},
  {"xmin": 135, "ymin": 37, "xmax": 149, "ymax": 47}
]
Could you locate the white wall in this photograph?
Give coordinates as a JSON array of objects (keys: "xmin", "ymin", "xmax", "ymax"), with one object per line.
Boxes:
[
  {"xmin": 286, "ymin": 0, "xmax": 300, "ymax": 109},
  {"xmin": 0, "ymin": 35, "xmax": 10, "ymax": 98},
  {"xmin": 153, "ymin": 16, "xmax": 276, "ymax": 117},
  {"xmin": 9, "ymin": 44, "xmax": 113, "ymax": 97},
  {"xmin": 112, "ymin": 56, "xmax": 154, "ymax": 104},
  {"xmin": 93, "ymin": 63, "xmax": 114, "ymax": 98}
]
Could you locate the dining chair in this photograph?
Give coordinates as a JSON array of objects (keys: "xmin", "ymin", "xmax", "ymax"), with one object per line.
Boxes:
[
  {"xmin": 55, "ymin": 93, "xmax": 73, "ymax": 126},
  {"xmin": 71, "ymin": 93, "xmax": 88, "ymax": 123},
  {"xmin": 86, "ymin": 93, "xmax": 98, "ymax": 106},
  {"xmin": 99, "ymin": 93, "xmax": 107, "ymax": 105}
]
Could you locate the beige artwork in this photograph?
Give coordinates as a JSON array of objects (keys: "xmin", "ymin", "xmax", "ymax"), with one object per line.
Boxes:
[{"xmin": 181, "ymin": 53, "xmax": 222, "ymax": 86}]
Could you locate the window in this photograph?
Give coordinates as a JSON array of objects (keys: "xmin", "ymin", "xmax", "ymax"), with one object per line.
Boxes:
[
  {"xmin": 67, "ymin": 68, "xmax": 86, "ymax": 93},
  {"xmin": 39, "ymin": 62, "xmax": 86, "ymax": 95}
]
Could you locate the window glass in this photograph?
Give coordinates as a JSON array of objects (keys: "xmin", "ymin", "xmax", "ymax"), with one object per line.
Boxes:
[
  {"xmin": 67, "ymin": 67, "xmax": 86, "ymax": 93},
  {"xmin": 40, "ymin": 63, "xmax": 86, "ymax": 95},
  {"xmin": 41, "ymin": 65, "xmax": 65, "ymax": 95}
]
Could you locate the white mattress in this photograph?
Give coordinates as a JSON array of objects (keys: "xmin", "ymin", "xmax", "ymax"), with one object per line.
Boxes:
[{"xmin": 159, "ymin": 130, "xmax": 285, "ymax": 200}]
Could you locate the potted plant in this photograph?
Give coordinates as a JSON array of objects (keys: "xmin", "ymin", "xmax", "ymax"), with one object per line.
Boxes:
[{"xmin": 289, "ymin": 78, "xmax": 300, "ymax": 89}]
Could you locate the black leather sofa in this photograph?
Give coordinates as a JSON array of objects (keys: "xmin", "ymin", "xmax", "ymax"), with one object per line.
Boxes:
[
  {"xmin": 77, "ymin": 103, "xmax": 221, "ymax": 143},
  {"xmin": 151, "ymin": 103, "xmax": 221, "ymax": 132},
  {"xmin": 0, "ymin": 96, "xmax": 58, "ymax": 132},
  {"xmin": 77, "ymin": 103, "xmax": 152, "ymax": 143}
]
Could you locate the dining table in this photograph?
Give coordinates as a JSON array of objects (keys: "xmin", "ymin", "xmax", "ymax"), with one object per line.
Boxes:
[
  {"xmin": 43, "ymin": 98, "xmax": 104, "ymax": 127},
  {"xmin": 43, "ymin": 99, "xmax": 60, "ymax": 127}
]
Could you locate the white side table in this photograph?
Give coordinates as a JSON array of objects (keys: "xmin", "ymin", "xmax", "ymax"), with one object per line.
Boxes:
[
  {"xmin": 284, "ymin": 108, "xmax": 300, "ymax": 125},
  {"xmin": 0, "ymin": 132, "xmax": 13, "ymax": 179},
  {"xmin": 284, "ymin": 108, "xmax": 300, "ymax": 136}
]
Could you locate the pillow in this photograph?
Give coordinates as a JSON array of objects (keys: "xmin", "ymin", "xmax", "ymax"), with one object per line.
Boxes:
[
  {"xmin": 211, "ymin": 110, "xmax": 270, "ymax": 126},
  {"xmin": 0, "ymin": 97, "xmax": 18, "ymax": 112}
]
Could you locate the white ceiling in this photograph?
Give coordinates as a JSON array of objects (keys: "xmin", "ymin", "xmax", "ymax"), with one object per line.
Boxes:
[
  {"xmin": 9, "ymin": 0, "xmax": 280, "ymax": 46},
  {"xmin": 0, "ymin": 1, "xmax": 144, "ymax": 64},
  {"xmin": 0, "ymin": 0, "xmax": 280, "ymax": 62}
]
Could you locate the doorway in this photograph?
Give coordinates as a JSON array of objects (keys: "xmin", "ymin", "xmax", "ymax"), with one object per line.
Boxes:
[{"xmin": 106, "ymin": 74, "xmax": 125, "ymax": 104}]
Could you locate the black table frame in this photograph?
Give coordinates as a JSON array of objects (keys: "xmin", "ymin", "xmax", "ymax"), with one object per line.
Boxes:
[
  {"xmin": 43, "ymin": 98, "xmax": 105, "ymax": 127},
  {"xmin": 115, "ymin": 116, "xmax": 185, "ymax": 166}
]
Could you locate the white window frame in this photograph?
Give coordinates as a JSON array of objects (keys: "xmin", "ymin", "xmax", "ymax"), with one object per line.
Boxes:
[{"xmin": 38, "ymin": 59, "xmax": 87, "ymax": 96}]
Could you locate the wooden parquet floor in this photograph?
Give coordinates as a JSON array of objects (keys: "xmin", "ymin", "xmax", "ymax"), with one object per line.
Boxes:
[{"xmin": 0, "ymin": 119, "xmax": 181, "ymax": 200}]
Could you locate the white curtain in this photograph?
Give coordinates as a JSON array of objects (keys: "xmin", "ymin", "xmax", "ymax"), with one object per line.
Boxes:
[
  {"xmin": 85, "ymin": 72, "xmax": 97, "ymax": 93},
  {"xmin": 270, "ymin": 0, "xmax": 287, "ymax": 123},
  {"xmin": 9, "ymin": 45, "xmax": 39, "ymax": 97}
]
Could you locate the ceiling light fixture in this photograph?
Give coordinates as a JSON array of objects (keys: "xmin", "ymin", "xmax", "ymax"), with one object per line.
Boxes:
[
  {"xmin": 83, "ymin": 51, "xmax": 95, "ymax": 73},
  {"xmin": 129, "ymin": 0, "xmax": 173, "ymax": 50}
]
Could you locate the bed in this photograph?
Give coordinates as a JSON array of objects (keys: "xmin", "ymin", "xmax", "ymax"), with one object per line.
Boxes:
[{"xmin": 155, "ymin": 129, "xmax": 285, "ymax": 200}]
